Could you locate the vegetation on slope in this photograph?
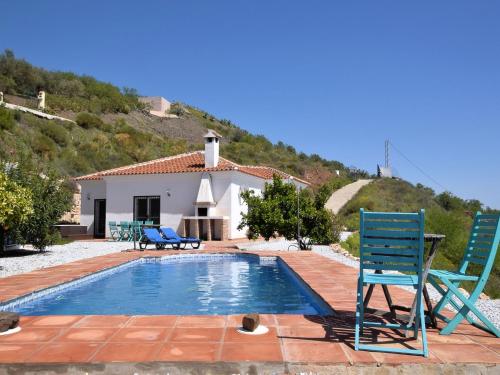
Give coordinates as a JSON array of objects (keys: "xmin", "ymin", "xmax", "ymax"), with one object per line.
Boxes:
[
  {"xmin": 338, "ymin": 179, "xmax": 500, "ymax": 298},
  {"xmin": 0, "ymin": 50, "xmax": 142, "ymax": 114},
  {"xmin": 0, "ymin": 50, "xmax": 368, "ymax": 185}
]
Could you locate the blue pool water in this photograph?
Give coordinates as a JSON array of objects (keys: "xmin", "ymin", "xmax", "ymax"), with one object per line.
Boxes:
[{"xmin": 8, "ymin": 255, "xmax": 332, "ymax": 316}]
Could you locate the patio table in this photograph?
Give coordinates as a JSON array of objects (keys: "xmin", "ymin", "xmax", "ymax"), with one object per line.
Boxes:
[{"xmin": 363, "ymin": 233, "xmax": 445, "ymax": 329}]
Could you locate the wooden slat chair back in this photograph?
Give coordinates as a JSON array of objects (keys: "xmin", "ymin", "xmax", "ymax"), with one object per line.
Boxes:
[
  {"xmin": 355, "ymin": 209, "xmax": 428, "ymax": 357},
  {"xmin": 428, "ymin": 212, "xmax": 500, "ymax": 336},
  {"xmin": 360, "ymin": 212, "xmax": 424, "ymax": 275}
]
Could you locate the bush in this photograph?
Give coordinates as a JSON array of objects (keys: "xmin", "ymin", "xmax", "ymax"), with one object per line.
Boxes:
[
  {"xmin": 238, "ymin": 175, "xmax": 339, "ymax": 245},
  {"xmin": 39, "ymin": 122, "xmax": 69, "ymax": 146},
  {"xmin": 7, "ymin": 159, "xmax": 73, "ymax": 251},
  {"xmin": 0, "ymin": 106, "xmax": 15, "ymax": 130},
  {"xmin": 32, "ymin": 133, "xmax": 57, "ymax": 159},
  {"xmin": 76, "ymin": 112, "xmax": 105, "ymax": 129},
  {"xmin": 340, "ymin": 232, "xmax": 360, "ymax": 257}
]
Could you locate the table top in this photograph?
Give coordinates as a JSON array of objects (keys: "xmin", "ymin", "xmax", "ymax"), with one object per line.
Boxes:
[{"xmin": 424, "ymin": 233, "xmax": 446, "ymax": 241}]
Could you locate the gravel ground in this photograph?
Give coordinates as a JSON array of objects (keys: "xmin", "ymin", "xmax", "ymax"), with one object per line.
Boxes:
[
  {"xmin": 238, "ymin": 240, "xmax": 500, "ymax": 329},
  {"xmin": 0, "ymin": 241, "xmax": 133, "ymax": 278}
]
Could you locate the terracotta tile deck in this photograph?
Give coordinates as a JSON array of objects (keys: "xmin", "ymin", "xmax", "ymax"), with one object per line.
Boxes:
[{"xmin": 0, "ymin": 248, "xmax": 498, "ymax": 369}]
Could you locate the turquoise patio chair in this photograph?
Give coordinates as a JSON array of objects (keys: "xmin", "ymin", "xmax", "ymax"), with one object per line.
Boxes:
[
  {"xmin": 108, "ymin": 221, "xmax": 120, "ymax": 241},
  {"xmin": 355, "ymin": 209, "xmax": 428, "ymax": 357},
  {"xmin": 144, "ymin": 220, "xmax": 154, "ymax": 225},
  {"xmin": 130, "ymin": 221, "xmax": 143, "ymax": 242},
  {"xmin": 119, "ymin": 221, "xmax": 131, "ymax": 241},
  {"xmin": 428, "ymin": 212, "xmax": 500, "ymax": 337}
]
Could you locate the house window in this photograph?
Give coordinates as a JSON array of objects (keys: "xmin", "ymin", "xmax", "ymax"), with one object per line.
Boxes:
[
  {"xmin": 134, "ymin": 196, "xmax": 160, "ymax": 224},
  {"xmin": 197, "ymin": 207, "xmax": 208, "ymax": 217}
]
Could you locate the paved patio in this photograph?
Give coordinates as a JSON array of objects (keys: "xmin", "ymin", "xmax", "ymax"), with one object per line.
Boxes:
[{"xmin": 0, "ymin": 247, "xmax": 498, "ymax": 373}]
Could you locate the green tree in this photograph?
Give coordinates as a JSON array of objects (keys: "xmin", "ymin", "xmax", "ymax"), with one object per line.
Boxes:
[
  {"xmin": 0, "ymin": 169, "xmax": 33, "ymax": 251},
  {"xmin": 7, "ymin": 160, "xmax": 73, "ymax": 251},
  {"xmin": 238, "ymin": 175, "xmax": 340, "ymax": 245}
]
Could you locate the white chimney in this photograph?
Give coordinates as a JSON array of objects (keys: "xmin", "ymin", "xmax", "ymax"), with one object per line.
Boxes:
[{"xmin": 204, "ymin": 130, "xmax": 221, "ymax": 168}]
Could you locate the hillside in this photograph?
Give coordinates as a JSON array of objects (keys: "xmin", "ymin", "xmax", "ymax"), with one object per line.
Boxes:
[
  {"xmin": 338, "ymin": 179, "xmax": 500, "ymax": 298},
  {"xmin": 0, "ymin": 50, "xmax": 366, "ymax": 186}
]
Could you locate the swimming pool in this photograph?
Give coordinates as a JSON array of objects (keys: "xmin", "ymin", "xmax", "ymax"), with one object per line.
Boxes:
[{"xmin": 4, "ymin": 254, "xmax": 332, "ymax": 316}]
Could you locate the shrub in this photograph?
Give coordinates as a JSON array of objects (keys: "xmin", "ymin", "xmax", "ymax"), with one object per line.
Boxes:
[
  {"xmin": 39, "ymin": 122, "xmax": 69, "ymax": 146},
  {"xmin": 238, "ymin": 175, "xmax": 339, "ymax": 245},
  {"xmin": 0, "ymin": 106, "xmax": 15, "ymax": 130},
  {"xmin": 76, "ymin": 112, "xmax": 104, "ymax": 129},
  {"xmin": 0, "ymin": 170, "xmax": 33, "ymax": 251},
  {"xmin": 32, "ymin": 133, "xmax": 57, "ymax": 159},
  {"xmin": 340, "ymin": 232, "xmax": 360, "ymax": 257}
]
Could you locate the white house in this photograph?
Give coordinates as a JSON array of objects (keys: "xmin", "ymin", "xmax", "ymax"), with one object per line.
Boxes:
[
  {"xmin": 138, "ymin": 96, "xmax": 173, "ymax": 118},
  {"xmin": 75, "ymin": 130, "xmax": 309, "ymax": 240}
]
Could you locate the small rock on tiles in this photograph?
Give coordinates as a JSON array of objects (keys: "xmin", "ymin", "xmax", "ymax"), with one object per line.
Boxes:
[{"xmin": 242, "ymin": 314, "xmax": 260, "ymax": 332}]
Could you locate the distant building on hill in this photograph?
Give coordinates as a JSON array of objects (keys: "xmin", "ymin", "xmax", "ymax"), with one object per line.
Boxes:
[
  {"xmin": 377, "ymin": 164, "xmax": 393, "ymax": 178},
  {"xmin": 139, "ymin": 96, "xmax": 173, "ymax": 117}
]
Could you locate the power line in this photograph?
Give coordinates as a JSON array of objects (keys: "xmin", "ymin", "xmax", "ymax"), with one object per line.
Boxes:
[{"xmin": 388, "ymin": 141, "xmax": 448, "ymax": 191}]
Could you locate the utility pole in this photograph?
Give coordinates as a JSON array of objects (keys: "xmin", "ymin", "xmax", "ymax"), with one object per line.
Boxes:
[{"xmin": 385, "ymin": 139, "xmax": 390, "ymax": 169}]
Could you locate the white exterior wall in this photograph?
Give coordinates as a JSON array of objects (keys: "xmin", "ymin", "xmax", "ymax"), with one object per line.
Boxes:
[
  {"xmin": 79, "ymin": 170, "xmax": 308, "ymax": 240},
  {"xmin": 104, "ymin": 173, "xmax": 200, "ymax": 238},
  {"xmin": 79, "ymin": 180, "xmax": 107, "ymax": 235}
]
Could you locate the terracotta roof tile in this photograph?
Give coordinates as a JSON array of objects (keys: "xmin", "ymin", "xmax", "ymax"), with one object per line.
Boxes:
[{"xmin": 74, "ymin": 151, "xmax": 309, "ymax": 185}]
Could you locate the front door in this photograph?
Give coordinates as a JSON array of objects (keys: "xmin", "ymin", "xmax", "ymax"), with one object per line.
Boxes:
[{"xmin": 94, "ymin": 199, "xmax": 106, "ymax": 238}]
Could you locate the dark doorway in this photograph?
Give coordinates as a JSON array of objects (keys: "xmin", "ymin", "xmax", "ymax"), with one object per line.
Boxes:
[{"xmin": 94, "ymin": 199, "xmax": 106, "ymax": 238}]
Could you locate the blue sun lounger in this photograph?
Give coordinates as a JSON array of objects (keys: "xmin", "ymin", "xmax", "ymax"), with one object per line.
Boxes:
[
  {"xmin": 160, "ymin": 227, "xmax": 201, "ymax": 249},
  {"xmin": 140, "ymin": 228, "xmax": 181, "ymax": 250}
]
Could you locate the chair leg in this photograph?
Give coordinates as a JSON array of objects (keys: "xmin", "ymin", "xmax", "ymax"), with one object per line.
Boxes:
[
  {"xmin": 440, "ymin": 280, "xmax": 500, "ymax": 337},
  {"xmin": 419, "ymin": 298, "xmax": 429, "ymax": 357},
  {"xmin": 355, "ymin": 276, "xmax": 363, "ymax": 350}
]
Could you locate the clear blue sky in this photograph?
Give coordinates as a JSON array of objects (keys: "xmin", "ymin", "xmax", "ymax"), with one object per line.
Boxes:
[{"xmin": 3, "ymin": 1, "xmax": 499, "ymax": 208}]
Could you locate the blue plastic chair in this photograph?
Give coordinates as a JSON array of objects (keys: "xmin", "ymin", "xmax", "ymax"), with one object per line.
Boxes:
[
  {"xmin": 140, "ymin": 228, "xmax": 181, "ymax": 250},
  {"xmin": 160, "ymin": 227, "xmax": 201, "ymax": 249},
  {"xmin": 355, "ymin": 209, "xmax": 428, "ymax": 357},
  {"xmin": 428, "ymin": 212, "xmax": 500, "ymax": 337}
]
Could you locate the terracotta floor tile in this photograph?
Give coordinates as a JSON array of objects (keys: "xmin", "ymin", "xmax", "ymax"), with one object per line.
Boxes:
[
  {"xmin": 57, "ymin": 328, "xmax": 118, "ymax": 342},
  {"xmin": 157, "ymin": 342, "xmax": 221, "ymax": 362},
  {"xmin": 431, "ymin": 343, "xmax": 500, "ymax": 363},
  {"xmin": 340, "ymin": 343, "xmax": 377, "ymax": 364},
  {"xmin": 426, "ymin": 332, "xmax": 475, "ymax": 344},
  {"xmin": 278, "ymin": 325, "xmax": 334, "ymax": 341},
  {"xmin": 283, "ymin": 341, "xmax": 348, "ymax": 363},
  {"xmin": 110, "ymin": 327, "xmax": 171, "ymax": 342},
  {"xmin": 373, "ymin": 351, "xmax": 441, "ymax": 364},
  {"xmin": 127, "ymin": 315, "xmax": 177, "ymax": 327},
  {"xmin": 75, "ymin": 315, "xmax": 130, "ymax": 328},
  {"xmin": 168, "ymin": 327, "xmax": 223, "ymax": 342},
  {"xmin": 92, "ymin": 342, "xmax": 161, "ymax": 362},
  {"xmin": 0, "ymin": 343, "xmax": 43, "ymax": 363},
  {"xmin": 221, "ymin": 342, "xmax": 283, "ymax": 362},
  {"xmin": 28, "ymin": 316, "xmax": 84, "ymax": 327},
  {"xmin": 29, "ymin": 342, "xmax": 101, "ymax": 363},
  {"xmin": 275, "ymin": 315, "xmax": 325, "ymax": 327},
  {"xmin": 176, "ymin": 315, "xmax": 226, "ymax": 328},
  {"xmin": 224, "ymin": 326, "xmax": 279, "ymax": 343},
  {"xmin": 0, "ymin": 328, "xmax": 61, "ymax": 343}
]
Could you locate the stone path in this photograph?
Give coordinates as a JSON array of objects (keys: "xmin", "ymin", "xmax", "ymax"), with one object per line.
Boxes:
[{"xmin": 325, "ymin": 179, "xmax": 372, "ymax": 214}]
